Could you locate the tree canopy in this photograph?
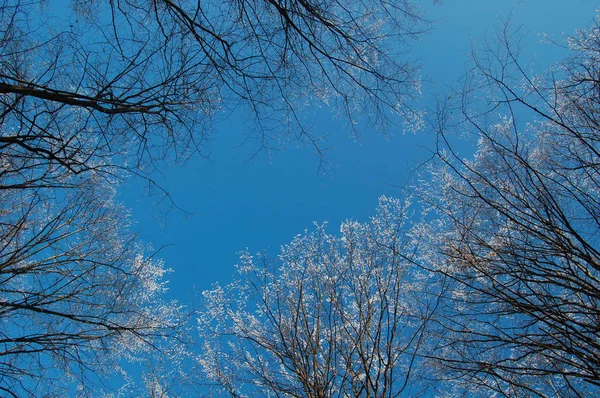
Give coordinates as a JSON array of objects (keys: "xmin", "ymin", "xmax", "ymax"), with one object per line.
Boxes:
[
  {"xmin": 2, "ymin": 1, "xmax": 599, "ymax": 397},
  {"xmin": 1, "ymin": 0, "xmax": 426, "ymax": 180},
  {"xmin": 198, "ymin": 197, "xmax": 438, "ymax": 397},
  {"xmin": 418, "ymin": 16, "xmax": 600, "ymax": 397}
]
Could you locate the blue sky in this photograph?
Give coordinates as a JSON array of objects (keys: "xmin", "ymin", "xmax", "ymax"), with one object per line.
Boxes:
[{"xmin": 119, "ymin": 0, "xmax": 598, "ymax": 301}]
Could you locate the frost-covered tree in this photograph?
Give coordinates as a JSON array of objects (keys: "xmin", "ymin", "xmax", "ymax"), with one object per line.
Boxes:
[
  {"xmin": 198, "ymin": 197, "xmax": 438, "ymax": 397},
  {"xmin": 0, "ymin": 171, "xmax": 184, "ymax": 397},
  {"xmin": 418, "ymin": 16, "xmax": 600, "ymax": 397}
]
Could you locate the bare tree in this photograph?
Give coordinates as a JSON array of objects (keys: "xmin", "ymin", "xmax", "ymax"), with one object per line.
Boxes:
[
  {"xmin": 418, "ymin": 17, "xmax": 600, "ymax": 397},
  {"xmin": 1, "ymin": 0, "xmax": 427, "ymax": 185},
  {"xmin": 198, "ymin": 197, "xmax": 439, "ymax": 397}
]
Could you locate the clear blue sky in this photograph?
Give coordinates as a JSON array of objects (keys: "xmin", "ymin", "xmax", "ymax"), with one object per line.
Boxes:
[{"xmin": 119, "ymin": 0, "xmax": 598, "ymax": 302}]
